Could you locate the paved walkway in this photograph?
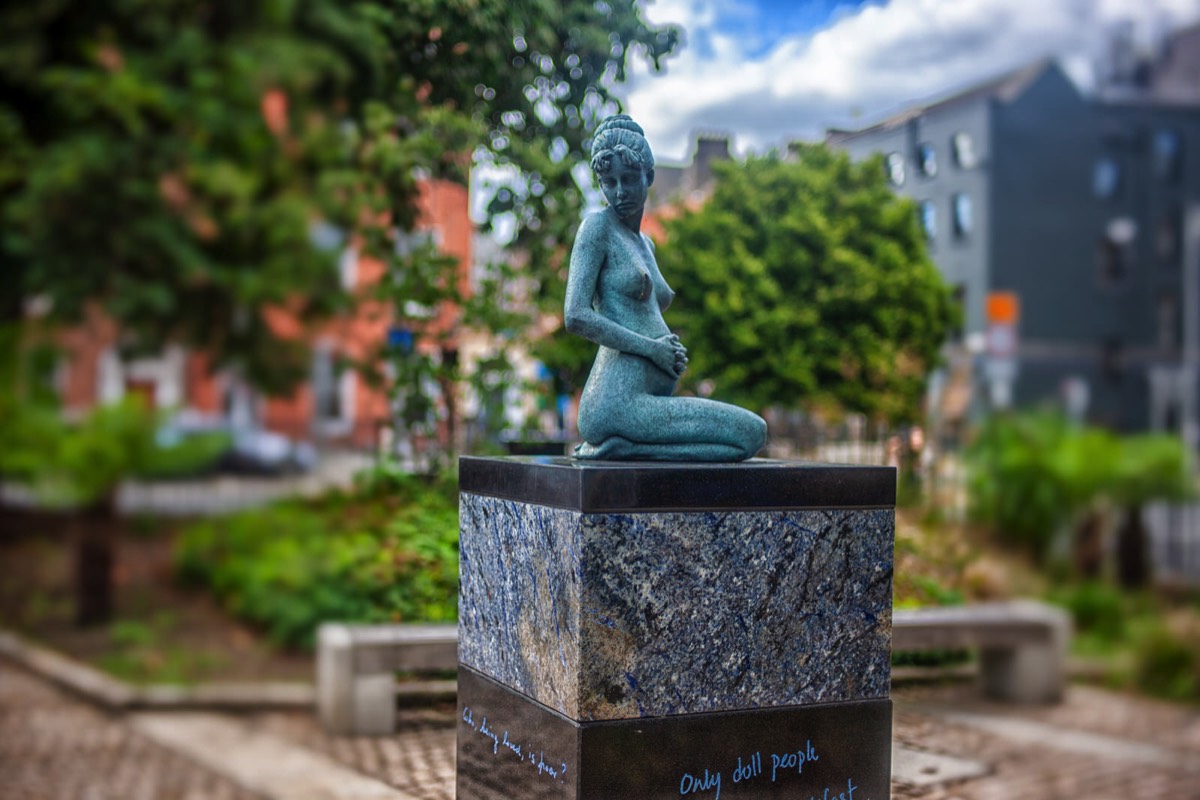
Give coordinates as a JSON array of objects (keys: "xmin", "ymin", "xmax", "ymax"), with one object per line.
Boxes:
[{"xmin": 4, "ymin": 657, "xmax": 1199, "ymax": 799}]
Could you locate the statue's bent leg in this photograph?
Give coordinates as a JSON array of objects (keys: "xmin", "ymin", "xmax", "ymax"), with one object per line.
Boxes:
[
  {"xmin": 575, "ymin": 436, "xmax": 749, "ymax": 462},
  {"xmin": 577, "ymin": 394, "xmax": 766, "ymax": 462}
]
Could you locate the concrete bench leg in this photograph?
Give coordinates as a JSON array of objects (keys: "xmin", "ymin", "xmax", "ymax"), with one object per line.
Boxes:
[
  {"xmin": 979, "ymin": 612, "xmax": 1070, "ymax": 704},
  {"xmin": 317, "ymin": 624, "xmax": 396, "ymax": 736},
  {"xmin": 350, "ymin": 673, "xmax": 398, "ymax": 736}
]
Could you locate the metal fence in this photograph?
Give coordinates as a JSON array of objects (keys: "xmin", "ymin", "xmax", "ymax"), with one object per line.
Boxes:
[
  {"xmin": 1146, "ymin": 502, "xmax": 1200, "ymax": 587},
  {"xmin": 763, "ymin": 411, "xmax": 969, "ymax": 519}
]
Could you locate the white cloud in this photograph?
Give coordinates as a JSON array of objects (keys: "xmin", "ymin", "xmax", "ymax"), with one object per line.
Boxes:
[{"xmin": 624, "ymin": 0, "xmax": 1200, "ymax": 161}]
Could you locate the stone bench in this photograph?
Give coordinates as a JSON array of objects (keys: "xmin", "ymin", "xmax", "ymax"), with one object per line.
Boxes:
[
  {"xmin": 316, "ymin": 622, "xmax": 457, "ymax": 735},
  {"xmin": 318, "ymin": 600, "xmax": 1069, "ymax": 735},
  {"xmin": 892, "ymin": 600, "xmax": 1071, "ymax": 704}
]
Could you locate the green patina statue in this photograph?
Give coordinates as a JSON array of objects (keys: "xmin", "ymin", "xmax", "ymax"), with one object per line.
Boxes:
[{"xmin": 565, "ymin": 114, "xmax": 767, "ymax": 461}]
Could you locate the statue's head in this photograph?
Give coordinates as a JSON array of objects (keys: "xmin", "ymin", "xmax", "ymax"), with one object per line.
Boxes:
[{"xmin": 590, "ymin": 114, "xmax": 655, "ymax": 187}]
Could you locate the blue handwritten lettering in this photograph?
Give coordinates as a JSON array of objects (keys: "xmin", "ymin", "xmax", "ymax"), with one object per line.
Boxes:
[
  {"xmin": 478, "ymin": 717, "xmax": 499, "ymax": 754},
  {"xmin": 459, "ymin": 706, "xmax": 571, "ymax": 783},
  {"xmin": 679, "ymin": 769, "xmax": 721, "ymax": 800},
  {"xmin": 536, "ymin": 752, "xmax": 559, "ymax": 779},
  {"xmin": 811, "ymin": 778, "xmax": 857, "ymax": 800},
  {"xmin": 771, "ymin": 740, "xmax": 819, "ymax": 782},
  {"xmin": 732, "ymin": 752, "xmax": 761, "ymax": 783}
]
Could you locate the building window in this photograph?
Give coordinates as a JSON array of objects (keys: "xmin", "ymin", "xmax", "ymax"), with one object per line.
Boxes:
[
  {"xmin": 950, "ymin": 285, "xmax": 966, "ymax": 342},
  {"xmin": 313, "ymin": 344, "xmax": 353, "ymax": 434},
  {"xmin": 1101, "ymin": 338, "xmax": 1123, "ymax": 384},
  {"xmin": 885, "ymin": 152, "xmax": 906, "ymax": 186},
  {"xmin": 917, "ymin": 143, "xmax": 937, "ymax": 177},
  {"xmin": 1093, "ymin": 158, "xmax": 1120, "ymax": 198},
  {"xmin": 1158, "ymin": 292, "xmax": 1180, "ymax": 350},
  {"xmin": 1156, "ymin": 207, "xmax": 1181, "ymax": 260},
  {"xmin": 952, "ymin": 193, "xmax": 973, "ymax": 237},
  {"xmin": 337, "ymin": 246, "xmax": 358, "ymax": 290},
  {"xmin": 1152, "ymin": 129, "xmax": 1181, "ymax": 182},
  {"xmin": 1097, "ymin": 235, "xmax": 1124, "ymax": 284},
  {"xmin": 951, "ymin": 132, "xmax": 977, "ymax": 168},
  {"xmin": 919, "ymin": 200, "xmax": 937, "ymax": 242},
  {"xmin": 394, "ymin": 227, "xmax": 441, "ymax": 257}
]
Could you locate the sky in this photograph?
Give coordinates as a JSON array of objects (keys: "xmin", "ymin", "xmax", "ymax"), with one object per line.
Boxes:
[{"xmin": 620, "ymin": 0, "xmax": 1200, "ymax": 163}]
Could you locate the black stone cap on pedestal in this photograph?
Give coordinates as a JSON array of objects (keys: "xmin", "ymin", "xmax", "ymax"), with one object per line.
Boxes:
[{"xmin": 459, "ymin": 456, "xmax": 895, "ymax": 512}]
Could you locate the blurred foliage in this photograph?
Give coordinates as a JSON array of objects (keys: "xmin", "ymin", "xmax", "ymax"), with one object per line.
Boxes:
[
  {"xmin": 0, "ymin": 395, "xmax": 157, "ymax": 507},
  {"xmin": 648, "ymin": 147, "xmax": 957, "ymax": 422},
  {"xmin": 1050, "ymin": 581, "xmax": 1128, "ymax": 643},
  {"xmin": 967, "ymin": 411, "xmax": 1193, "ymax": 560},
  {"xmin": 136, "ymin": 429, "xmax": 231, "ymax": 479},
  {"xmin": 1, "ymin": 0, "xmax": 679, "ymax": 395},
  {"xmin": 1133, "ymin": 611, "xmax": 1200, "ymax": 702},
  {"xmin": 0, "ymin": 330, "xmax": 229, "ymax": 496},
  {"xmin": 175, "ymin": 467, "xmax": 458, "ymax": 648},
  {"xmin": 892, "ymin": 648, "xmax": 970, "ymax": 668}
]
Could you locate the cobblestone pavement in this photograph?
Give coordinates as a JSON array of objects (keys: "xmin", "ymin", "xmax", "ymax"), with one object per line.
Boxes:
[
  {"xmin": 250, "ymin": 706, "xmax": 457, "ymax": 799},
  {"xmin": 0, "ymin": 661, "xmax": 262, "ymax": 800},
  {"xmin": 5, "ymin": 654, "xmax": 1200, "ymax": 800},
  {"xmin": 890, "ymin": 683, "xmax": 1200, "ymax": 800},
  {"xmin": 251, "ymin": 682, "xmax": 1200, "ymax": 800}
]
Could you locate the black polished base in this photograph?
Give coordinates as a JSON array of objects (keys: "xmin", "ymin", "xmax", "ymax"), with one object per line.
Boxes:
[{"xmin": 456, "ymin": 666, "xmax": 891, "ymax": 800}]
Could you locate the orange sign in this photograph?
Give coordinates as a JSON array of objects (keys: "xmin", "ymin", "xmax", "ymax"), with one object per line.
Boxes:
[{"xmin": 986, "ymin": 291, "xmax": 1020, "ymax": 325}]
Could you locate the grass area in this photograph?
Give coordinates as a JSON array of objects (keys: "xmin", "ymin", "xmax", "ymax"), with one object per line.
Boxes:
[
  {"xmin": 893, "ymin": 508, "xmax": 1047, "ymax": 608},
  {"xmin": 0, "ymin": 509, "xmax": 311, "ymax": 685},
  {"xmin": 98, "ymin": 614, "xmax": 225, "ymax": 684}
]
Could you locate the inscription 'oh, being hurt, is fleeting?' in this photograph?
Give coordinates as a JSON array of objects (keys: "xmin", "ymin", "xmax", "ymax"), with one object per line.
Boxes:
[
  {"xmin": 678, "ymin": 741, "xmax": 861, "ymax": 800},
  {"xmin": 460, "ymin": 705, "xmax": 570, "ymax": 782}
]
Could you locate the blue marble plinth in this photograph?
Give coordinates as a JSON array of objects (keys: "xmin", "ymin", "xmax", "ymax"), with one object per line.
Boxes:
[{"xmin": 458, "ymin": 485, "xmax": 893, "ymax": 722}]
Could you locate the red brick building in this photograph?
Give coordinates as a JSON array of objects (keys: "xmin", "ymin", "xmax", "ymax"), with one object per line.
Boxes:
[{"xmin": 55, "ymin": 178, "xmax": 473, "ymax": 451}]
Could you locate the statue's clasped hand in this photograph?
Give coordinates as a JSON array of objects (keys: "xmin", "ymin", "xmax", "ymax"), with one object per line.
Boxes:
[{"xmin": 653, "ymin": 333, "xmax": 688, "ymax": 379}]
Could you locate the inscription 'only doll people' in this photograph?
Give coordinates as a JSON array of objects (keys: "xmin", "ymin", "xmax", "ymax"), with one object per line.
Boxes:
[{"xmin": 565, "ymin": 114, "xmax": 767, "ymax": 461}]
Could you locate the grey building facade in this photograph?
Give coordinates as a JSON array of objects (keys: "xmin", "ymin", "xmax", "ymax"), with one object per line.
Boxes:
[{"xmin": 827, "ymin": 32, "xmax": 1200, "ymax": 440}]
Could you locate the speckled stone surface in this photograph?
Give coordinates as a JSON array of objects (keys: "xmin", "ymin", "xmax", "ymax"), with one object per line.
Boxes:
[{"xmin": 458, "ymin": 492, "xmax": 893, "ymax": 722}]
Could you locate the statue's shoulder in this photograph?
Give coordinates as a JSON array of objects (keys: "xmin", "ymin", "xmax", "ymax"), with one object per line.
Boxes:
[{"xmin": 578, "ymin": 209, "xmax": 612, "ymax": 234}]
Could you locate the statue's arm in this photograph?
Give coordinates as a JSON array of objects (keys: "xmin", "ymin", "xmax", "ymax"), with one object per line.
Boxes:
[{"xmin": 565, "ymin": 215, "xmax": 663, "ymax": 363}]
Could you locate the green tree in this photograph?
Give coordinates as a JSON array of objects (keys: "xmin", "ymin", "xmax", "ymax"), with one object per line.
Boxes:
[
  {"xmin": 653, "ymin": 145, "xmax": 956, "ymax": 422},
  {"xmin": 0, "ymin": 0, "xmax": 679, "ymax": 620},
  {"xmin": 0, "ymin": 0, "xmax": 678, "ymax": 395}
]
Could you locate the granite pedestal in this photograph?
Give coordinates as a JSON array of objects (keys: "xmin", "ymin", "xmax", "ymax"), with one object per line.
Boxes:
[{"xmin": 456, "ymin": 456, "xmax": 895, "ymax": 799}]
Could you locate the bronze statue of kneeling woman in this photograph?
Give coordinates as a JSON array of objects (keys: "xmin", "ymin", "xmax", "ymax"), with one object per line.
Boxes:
[{"xmin": 564, "ymin": 114, "xmax": 767, "ymax": 461}]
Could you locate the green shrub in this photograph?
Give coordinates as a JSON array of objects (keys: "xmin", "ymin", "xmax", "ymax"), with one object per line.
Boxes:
[
  {"xmin": 894, "ymin": 574, "xmax": 965, "ymax": 609},
  {"xmin": 892, "ymin": 648, "xmax": 971, "ymax": 668},
  {"xmin": 1133, "ymin": 623, "xmax": 1198, "ymax": 702},
  {"xmin": 175, "ymin": 472, "xmax": 458, "ymax": 649},
  {"xmin": 967, "ymin": 411, "xmax": 1115, "ymax": 558},
  {"xmin": 1051, "ymin": 581, "xmax": 1127, "ymax": 643},
  {"xmin": 967, "ymin": 411, "xmax": 1193, "ymax": 564},
  {"xmin": 137, "ymin": 430, "xmax": 231, "ymax": 479}
]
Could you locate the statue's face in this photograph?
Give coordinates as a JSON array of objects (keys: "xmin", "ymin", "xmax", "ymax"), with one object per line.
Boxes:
[{"xmin": 597, "ymin": 160, "xmax": 648, "ymax": 220}]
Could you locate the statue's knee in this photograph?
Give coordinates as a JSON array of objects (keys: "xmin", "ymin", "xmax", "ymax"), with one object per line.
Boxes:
[{"xmin": 745, "ymin": 414, "xmax": 767, "ymax": 457}]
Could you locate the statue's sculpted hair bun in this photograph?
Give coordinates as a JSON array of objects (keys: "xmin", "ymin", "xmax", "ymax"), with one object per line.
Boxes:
[
  {"xmin": 590, "ymin": 114, "xmax": 654, "ymax": 179},
  {"xmin": 594, "ymin": 114, "xmax": 645, "ymax": 139}
]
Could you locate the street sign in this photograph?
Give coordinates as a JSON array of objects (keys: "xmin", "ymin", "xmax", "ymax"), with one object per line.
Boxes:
[{"xmin": 985, "ymin": 291, "xmax": 1020, "ymax": 410}]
